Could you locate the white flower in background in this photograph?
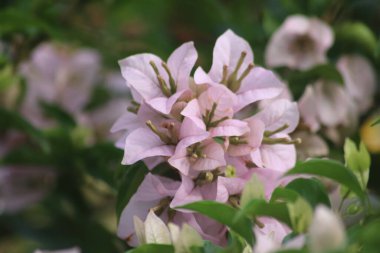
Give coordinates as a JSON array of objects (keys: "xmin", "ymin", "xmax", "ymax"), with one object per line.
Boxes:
[
  {"xmin": 20, "ymin": 42, "xmax": 100, "ymax": 127},
  {"xmin": 308, "ymin": 205, "xmax": 346, "ymax": 253},
  {"xmin": 34, "ymin": 247, "xmax": 81, "ymax": 253},
  {"xmin": 265, "ymin": 15, "xmax": 333, "ymax": 70},
  {"xmin": 337, "ymin": 54, "xmax": 377, "ymax": 114},
  {"xmin": 298, "ymin": 81, "xmax": 358, "ymax": 143},
  {"xmin": 291, "ymin": 130, "xmax": 329, "ymax": 160}
]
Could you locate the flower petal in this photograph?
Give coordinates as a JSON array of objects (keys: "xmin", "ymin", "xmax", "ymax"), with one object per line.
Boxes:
[
  {"xmin": 167, "ymin": 42, "xmax": 198, "ymax": 90},
  {"xmin": 122, "ymin": 128, "xmax": 174, "ymax": 165}
]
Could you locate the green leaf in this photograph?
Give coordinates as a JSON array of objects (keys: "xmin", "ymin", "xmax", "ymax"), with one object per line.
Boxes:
[
  {"xmin": 173, "ymin": 224, "xmax": 203, "ymax": 253},
  {"xmin": 178, "ymin": 201, "xmax": 254, "ymax": 246},
  {"xmin": 285, "ymin": 159, "xmax": 365, "ymax": 200},
  {"xmin": 285, "ymin": 178, "xmax": 331, "ymax": 208},
  {"xmin": 344, "ymin": 139, "xmax": 370, "ymax": 189},
  {"xmin": 271, "ymin": 187, "xmax": 320, "ymax": 233},
  {"xmin": 335, "ymin": 22, "xmax": 377, "ymax": 55},
  {"xmin": 0, "ymin": 108, "xmax": 49, "ymax": 152},
  {"xmin": 126, "ymin": 244, "xmax": 174, "ymax": 253},
  {"xmin": 213, "ymin": 137, "xmax": 225, "ymax": 145},
  {"xmin": 116, "ymin": 162, "xmax": 149, "ymax": 220},
  {"xmin": 240, "ymin": 174, "xmax": 265, "ymax": 207},
  {"xmin": 370, "ymin": 117, "xmax": 380, "ymax": 127},
  {"xmin": 39, "ymin": 101, "xmax": 76, "ymax": 128},
  {"xmin": 287, "ymin": 197, "xmax": 313, "ymax": 233},
  {"xmin": 236, "ymin": 199, "xmax": 292, "ymax": 228}
]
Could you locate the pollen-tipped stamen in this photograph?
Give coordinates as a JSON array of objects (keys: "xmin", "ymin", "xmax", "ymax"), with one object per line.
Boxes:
[
  {"xmin": 146, "ymin": 120, "xmax": 172, "ymax": 144},
  {"xmin": 262, "ymin": 137, "xmax": 302, "ymax": 145},
  {"xmin": 195, "ymin": 171, "xmax": 215, "ymax": 186},
  {"xmin": 229, "ymin": 136, "xmax": 248, "ymax": 145},
  {"xmin": 161, "ymin": 62, "xmax": 177, "ymax": 94},
  {"xmin": 234, "ymin": 51, "xmax": 247, "ymax": 75},
  {"xmin": 264, "ymin": 123, "xmax": 290, "ymax": 137},
  {"xmin": 237, "ymin": 63, "xmax": 254, "ymax": 83},
  {"xmin": 127, "ymin": 106, "xmax": 138, "ymax": 114},
  {"xmin": 221, "ymin": 65, "xmax": 229, "ymax": 84},
  {"xmin": 209, "ymin": 116, "xmax": 230, "ymax": 128},
  {"xmin": 226, "ymin": 51, "xmax": 247, "ymax": 90},
  {"xmin": 151, "ymin": 197, "xmax": 171, "ymax": 216},
  {"xmin": 149, "ymin": 61, "xmax": 171, "ymax": 97}
]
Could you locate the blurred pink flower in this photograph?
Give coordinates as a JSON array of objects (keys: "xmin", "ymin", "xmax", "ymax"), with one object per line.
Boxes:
[
  {"xmin": 299, "ymin": 81, "xmax": 358, "ymax": 144},
  {"xmin": 265, "ymin": 15, "xmax": 333, "ymax": 70},
  {"xmin": 299, "ymin": 81, "xmax": 357, "ymax": 132},
  {"xmin": 291, "ymin": 130, "xmax": 329, "ymax": 160},
  {"xmin": 337, "ymin": 54, "xmax": 377, "ymax": 114},
  {"xmin": 20, "ymin": 42, "xmax": 100, "ymax": 127},
  {"xmin": 253, "ymin": 218, "xmax": 291, "ymax": 253},
  {"xmin": 0, "ymin": 166, "xmax": 55, "ymax": 214}
]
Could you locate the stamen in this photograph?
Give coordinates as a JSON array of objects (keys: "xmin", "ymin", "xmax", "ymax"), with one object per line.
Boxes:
[
  {"xmin": 127, "ymin": 106, "xmax": 138, "ymax": 114},
  {"xmin": 208, "ymin": 103, "xmax": 218, "ymax": 124},
  {"xmin": 228, "ymin": 196, "xmax": 240, "ymax": 208},
  {"xmin": 195, "ymin": 171, "xmax": 215, "ymax": 186},
  {"xmin": 131, "ymin": 100, "xmax": 140, "ymax": 106},
  {"xmin": 229, "ymin": 136, "xmax": 248, "ymax": 145},
  {"xmin": 225, "ymin": 165, "xmax": 236, "ymax": 178},
  {"xmin": 262, "ymin": 137, "xmax": 302, "ymax": 145},
  {"xmin": 127, "ymin": 100, "xmax": 141, "ymax": 114},
  {"xmin": 151, "ymin": 197, "xmax": 171, "ymax": 216},
  {"xmin": 237, "ymin": 63, "xmax": 254, "ymax": 83},
  {"xmin": 264, "ymin": 123, "xmax": 289, "ymax": 137},
  {"xmin": 209, "ymin": 116, "xmax": 229, "ymax": 128},
  {"xmin": 161, "ymin": 62, "xmax": 177, "ymax": 94},
  {"xmin": 149, "ymin": 61, "xmax": 160, "ymax": 76},
  {"xmin": 255, "ymin": 218, "xmax": 265, "ymax": 229},
  {"xmin": 146, "ymin": 120, "xmax": 172, "ymax": 144},
  {"xmin": 221, "ymin": 65, "xmax": 229, "ymax": 84},
  {"xmin": 234, "ymin": 51, "xmax": 247, "ymax": 74},
  {"xmin": 157, "ymin": 75, "xmax": 171, "ymax": 97},
  {"xmin": 149, "ymin": 61, "xmax": 171, "ymax": 97}
]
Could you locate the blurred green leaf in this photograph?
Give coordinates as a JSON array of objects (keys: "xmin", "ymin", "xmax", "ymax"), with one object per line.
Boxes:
[
  {"xmin": 270, "ymin": 187, "xmax": 313, "ymax": 233},
  {"xmin": 178, "ymin": 201, "xmax": 254, "ymax": 246},
  {"xmin": 240, "ymin": 174, "xmax": 265, "ymax": 207},
  {"xmin": 370, "ymin": 117, "xmax": 380, "ymax": 126},
  {"xmin": 0, "ymin": 107, "xmax": 49, "ymax": 152},
  {"xmin": 236, "ymin": 198, "xmax": 292, "ymax": 228},
  {"xmin": 287, "ymin": 196, "xmax": 313, "ymax": 233},
  {"xmin": 39, "ymin": 101, "xmax": 76, "ymax": 128},
  {"xmin": 334, "ymin": 22, "xmax": 377, "ymax": 56},
  {"xmin": 126, "ymin": 244, "xmax": 174, "ymax": 253},
  {"xmin": 285, "ymin": 178, "xmax": 331, "ymax": 208},
  {"xmin": 285, "ymin": 159, "xmax": 365, "ymax": 201}
]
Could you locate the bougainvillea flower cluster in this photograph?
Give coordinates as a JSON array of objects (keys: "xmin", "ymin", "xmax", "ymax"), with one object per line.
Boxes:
[{"xmin": 112, "ymin": 30, "xmax": 301, "ymax": 246}]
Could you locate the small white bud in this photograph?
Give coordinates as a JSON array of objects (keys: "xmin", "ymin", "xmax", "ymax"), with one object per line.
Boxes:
[{"xmin": 308, "ymin": 205, "xmax": 346, "ymax": 253}]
